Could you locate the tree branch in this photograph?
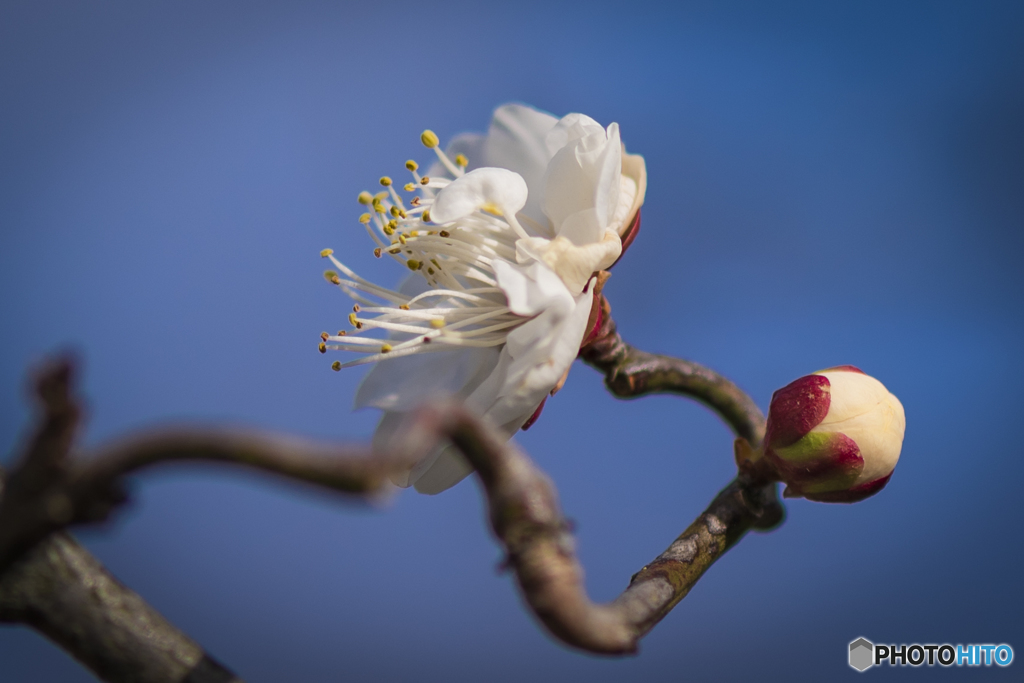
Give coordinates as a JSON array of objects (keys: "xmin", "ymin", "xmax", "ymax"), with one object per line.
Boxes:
[
  {"xmin": 0, "ymin": 321, "xmax": 785, "ymax": 677},
  {"xmin": 580, "ymin": 296, "xmax": 766, "ymax": 446},
  {"xmin": 0, "ymin": 357, "xmax": 398, "ymax": 577},
  {"xmin": 397, "ymin": 402, "xmax": 783, "ymax": 655},
  {"xmin": 0, "ymin": 532, "xmax": 241, "ymax": 683}
]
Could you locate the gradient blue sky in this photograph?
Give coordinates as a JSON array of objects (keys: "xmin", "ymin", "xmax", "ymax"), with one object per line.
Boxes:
[{"xmin": 2, "ymin": 2, "xmax": 1022, "ymax": 681}]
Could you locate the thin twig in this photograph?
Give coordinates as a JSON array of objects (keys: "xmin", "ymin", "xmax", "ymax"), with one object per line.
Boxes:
[{"xmin": 581, "ymin": 296, "xmax": 766, "ymax": 445}]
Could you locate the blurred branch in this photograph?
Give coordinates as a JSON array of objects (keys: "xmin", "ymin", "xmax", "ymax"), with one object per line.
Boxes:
[
  {"xmin": 580, "ymin": 296, "xmax": 766, "ymax": 446},
  {"xmin": 0, "ymin": 335, "xmax": 783, "ymax": 679},
  {"xmin": 0, "ymin": 357, "xmax": 395, "ymax": 577},
  {"xmin": 0, "ymin": 532, "xmax": 241, "ymax": 683}
]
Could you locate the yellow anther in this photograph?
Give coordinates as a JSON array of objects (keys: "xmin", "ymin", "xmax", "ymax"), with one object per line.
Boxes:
[
  {"xmin": 357, "ymin": 191, "xmax": 373, "ymax": 205},
  {"xmin": 352, "ymin": 304, "xmax": 360, "ymax": 312},
  {"xmin": 387, "ymin": 219, "xmax": 398, "ymax": 231},
  {"xmin": 420, "ymin": 176, "xmax": 430, "ymax": 185},
  {"xmin": 399, "ymin": 304, "xmax": 410, "ymax": 310},
  {"xmin": 405, "ymin": 160, "xmax": 419, "ymax": 171},
  {"xmin": 331, "ymin": 275, "xmax": 341, "ymax": 285},
  {"xmin": 404, "ymin": 183, "xmax": 416, "ymax": 192},
  {"xmin": 389, "ymin": 206, "xmax": 400, "ymax": 217},
  {"xmin": 388, "ymin": 248, "xmax": 400, "ymax": 254},
  {"xmin": 320, "ymin": 331, "xmax": 329, "ymax": 341},
  {"xmin": 421, "ymin": 210, "xmax": 431, "ymax": 223},
  {"xmin": 455, "ymin": 153, "xmax": 468, "ymax": 167},
  {"xmin": 430, "ymin": 259, "xmax": 440, "ymax": 268},
  {"xmin": 439, "ymin": 230, "xmax": 450, "ymax": 237},
  {"xmin": 320, "ymin": 248, "xmax": 333, "ymax": 258},
  {"xmin": 318, "ymin": 342, "xmax": 327, "ymax": 353},
  {"xmin": 398, "ymin": 234, "xmax": 407, "ymax": 244},
  {"xmin": 331, "ymin": 361, "xmax": 342, "ymax": 371},
  {"xmin": 324, "ymin": 270, "xmax": 339, "ymax": 282},
  {"xmin": 381, "ymin": 343, "xmax": 393, "ymax": 353},
  {"xmin": 420, "ymin": 130, "xmax": 439, "ymax": 148},
  {"xmin": 430, "ymin": 319, "xmax": 445, "ymax": 329},
  {"xmin": 409, "ymin": 230, "xmax": 419, "ymax": 237},
  {"xmin": 359, "ymin": 213, "xmax": 371, "ymax": 224},
  {"xmin": 383, "ymin": 224, "xmax": 395, "ymax": 236},
  {"xmin": 348, "ymin": 312, "xmax": 358, "ymax": 326},
  {"xmin": 373, "ymin": 247, "xmax": 382, "ymax": 258},
  {"xmin": 379, "ymin": 176, "xmax": 392, "ymax": 187},
  {"xmin": 375, "ymin": 191, "xmax": 388, "ymax": 201},
  {"xmin": 372, "ymin": 200, "xmax": 385, "ymax": 214},
  {"xmin": 398, "ymin": 209, "xmax": 407, "ymax": 218},
  {"xmin": 426, "ymin": 267, "xmax": 435, "ymax": 275},
  {"xmin": 406, "ymin": 259, "xmax": 421, "ymax": 270}
]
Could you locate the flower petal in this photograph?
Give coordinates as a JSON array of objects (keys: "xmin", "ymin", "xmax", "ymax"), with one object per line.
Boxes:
[
  {"xmin": 484, "ymin": 104, "xmax": 559, "ymax": 193},
  {"xmin": 492, "ymin": 259, "xmax": 569, "ymax": 316},
  {"xmin": 430, "ymin": 167, "xmax": 529, "ymax": 224},
  {"xmin": 515, "ymin": 233, "xmax": 622, "ymax": 296},
  {"xmin": 354, "ymin": 347, "xmax": 500, "ymax": 411},
  {"xmin": 541, "ymin": 117, "xmax": 622, "ymax": 245}
]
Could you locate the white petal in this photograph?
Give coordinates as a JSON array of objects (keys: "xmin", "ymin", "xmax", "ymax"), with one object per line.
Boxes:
[
  {"xmin": 483, "ymin": 283, "xmax": 594, "ymax": 428},
  {"xmin": 411, "ymin": 445, "xmax": 474, "ymax": 494},
  {"xmin": 516, "ymin": 233, "xmax": 622, "ymax": 295},
  {"xmin": 484, "ymin": 104, "xmax": 559, "ymax": 186},
  {"xmin": 615, "ymin": 149, "xmax": 647, "ymax": 235},
  {"xmin": 430, "ymin": 167, "xmax": 529, "ymax": 224},
  {"xmin": 543, "ymin": 113, "xmax": 606, "ymax": 156},
  {"xmin": 814, "ymin": 370, "xmax": 906, "ymax": 485},
  {"xmin": 817, "ymin": 371, "xmax": 891, "ymax": 424},
  {"xmin": 492, "ymin": 259, "xmax": 570, "ymax": 316},
  {"xmin": 372, "ymin": 411, "xmax": 415, "ymax": 487},
  {"xmin": 354, "ymin": 347, "xmax": 500, "ymax": 411},
  {"xmin": 483, "ymin": 104, "xmax": 560, "ymax": 232},
  {"xmin": 541, "ymin": 118, "xmax": 622, "ymax": 245}
]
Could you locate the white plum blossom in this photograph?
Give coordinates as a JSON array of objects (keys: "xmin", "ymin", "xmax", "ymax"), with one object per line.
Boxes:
[{"xmin": 321, "ymin": 104, "xmax": 646, "ymax": 493}]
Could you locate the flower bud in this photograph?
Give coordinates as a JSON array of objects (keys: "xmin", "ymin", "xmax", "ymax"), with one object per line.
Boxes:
[{"xmin": 763, "ymin": 366, "xmax": 905, "ymax": 503}]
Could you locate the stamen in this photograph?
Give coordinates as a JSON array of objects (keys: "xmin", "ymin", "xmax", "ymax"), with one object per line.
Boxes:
[{"xmin": 420, "ymin": 130, "xmax": 439, "ymax": 148}]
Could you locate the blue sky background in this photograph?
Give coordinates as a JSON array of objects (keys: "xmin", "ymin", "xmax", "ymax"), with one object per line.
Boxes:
[{"xmin": 2, "ymin": 1, "xmax": 1022, "ymax": 681}]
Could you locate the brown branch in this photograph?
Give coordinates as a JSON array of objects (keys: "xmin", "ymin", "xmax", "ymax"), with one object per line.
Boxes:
[
  {"xmin": 0, "ymin": 533, "xmax": 241, "ymax": 683},
  {"xmin": 581, "ymin": 296, "xmax": 766, "ymax": 446},
  {"xmin": 0, "ymin": 330, "xmax": 785, "ymax": 676},
  {"xmin": 0, "ymin": 358, "xmax": 409, "ymax": 683},
  {"xmin": 0, "ymin": 357, "xmax": 397, "ymax": 577},
  {"xmin": 397, "ymin": 403, "xmax": 784, "ymax": 655}
]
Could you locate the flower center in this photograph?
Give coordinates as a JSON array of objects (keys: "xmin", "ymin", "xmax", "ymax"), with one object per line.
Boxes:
[{"xmin": 319, "ymin": 132, "xmax": 533, "ymax": 370}]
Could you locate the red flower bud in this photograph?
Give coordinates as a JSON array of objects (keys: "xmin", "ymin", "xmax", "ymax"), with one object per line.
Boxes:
[{"xmin": 764, "ymin": 366, "xmax": 905, "ymax": 503}]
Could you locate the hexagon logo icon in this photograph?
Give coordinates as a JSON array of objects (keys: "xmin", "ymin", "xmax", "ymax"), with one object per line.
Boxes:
[{"xmin": 849, "ymin": 637, "xmax": 874, "ymax": 672}]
